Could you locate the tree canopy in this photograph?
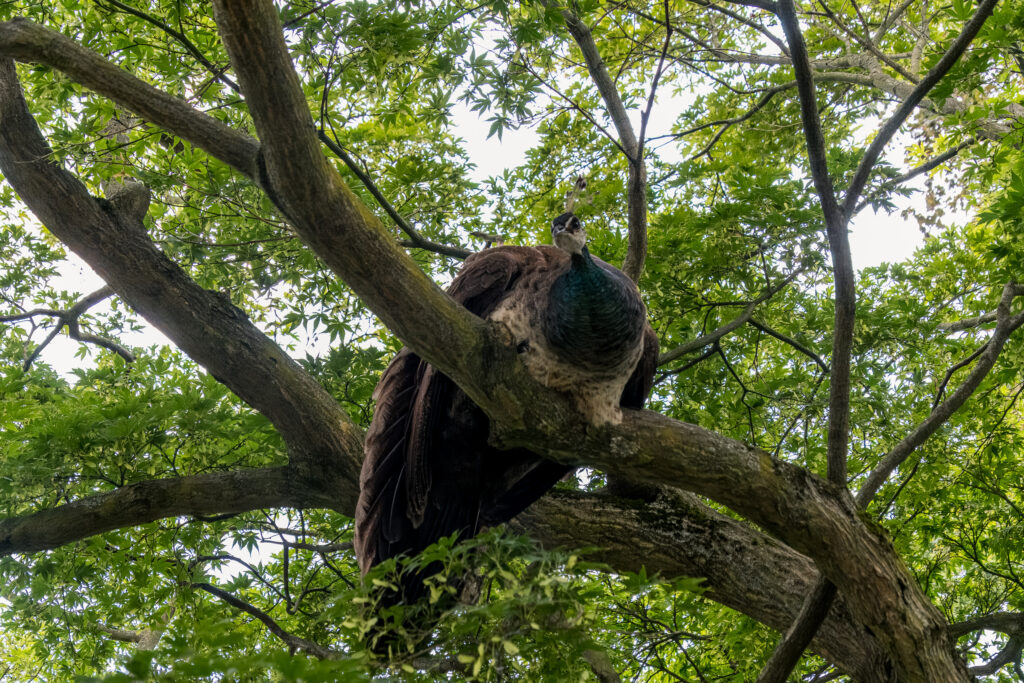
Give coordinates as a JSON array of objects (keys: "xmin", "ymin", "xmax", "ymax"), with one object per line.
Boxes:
[{"xmin": 1, "ymin": 0, "xmax": 1023, "ymax": 680}]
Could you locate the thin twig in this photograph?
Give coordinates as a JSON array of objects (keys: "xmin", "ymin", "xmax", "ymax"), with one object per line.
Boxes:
[
  {"xmin": 854, "ymin": 137, "xmax": 977, "ymax": 214},
  {"xmin": 194, "ymin": 582, "xmax": 341, "ymax": 660},
  {"xmin": 657, "ymin": 272, "xmax": 798, "ymax": 366},
  {"xmin": 748, "ymin": 318, "xmax": 829, "ymax": 372},
  {"xmin": 932, "ymin": 342, "xmax": 988, "ymax": 409},
  {"xmin": 317, "ymin": 130, "xmax": 470, "ymax": 260},
  {"xmin": 2, "ymin": 285, "xmax": 134, "ymax": 370},
  {"xmin": 95, "ymin": 0, "xmax": 240, "ymax": 92}
]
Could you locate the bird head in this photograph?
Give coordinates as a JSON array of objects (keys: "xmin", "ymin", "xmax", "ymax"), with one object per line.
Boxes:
[{"xmin": 551, "ymin": 212, "xmax": 586, "ymax": 255}]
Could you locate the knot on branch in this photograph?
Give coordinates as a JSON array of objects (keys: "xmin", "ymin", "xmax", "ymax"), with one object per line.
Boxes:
[{"xmin": 104, "ymin": 179, "xmax": 151, "ymax": 224}]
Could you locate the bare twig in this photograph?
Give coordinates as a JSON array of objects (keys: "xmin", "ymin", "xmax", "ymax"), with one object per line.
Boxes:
[
  {"xmin": 932, "ymin": 342, "xmax": 988, "ymax": 408},
  {"xmin": 317, "ymin": 130, "xmax": 470, "ymax": 259},
  {"xmin": 748, "ymin": 318, "xmax": 829, "ymax": 372},
  {"xmin": 94, "ymin": 0, "xmax": 240, "ymax": 92},
  {"xmin": 854, "ymin": 137, "xmax": 977, "ymax": 214}
]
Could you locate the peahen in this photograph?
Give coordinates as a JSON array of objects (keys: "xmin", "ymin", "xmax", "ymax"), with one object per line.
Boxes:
[{"xmin": 354, "ymin": 211, "xmax": 658, "ymax": 617}]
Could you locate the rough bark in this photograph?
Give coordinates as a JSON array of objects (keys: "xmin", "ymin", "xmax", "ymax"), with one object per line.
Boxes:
[
  {"xmin": 0, "ymin": 467, "xmax": 326, "ymax": 555},
  {"xmin": 0, "ymin": 59, "xmax": 363, "ymax": 496},
  {"xmin": 514, "ymin": 490, "xmax": 893, "ymax": 683},
  {"xmin": 0, "ymin": 5, "xmax": 994, "ymax": 680}
]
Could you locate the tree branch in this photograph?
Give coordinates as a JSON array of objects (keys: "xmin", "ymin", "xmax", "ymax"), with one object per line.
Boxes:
[
  {"xmin": 854, "ymin": 137, "xmax": 977, "ymax": 214},
  {"xmin": 0, "ymin": 59, "xmax": 364, "ymax": 492},
  {"xmin": 748, "ymin": 318, "xmax": 829, "ymax": 372},
  {"xmin": 840, "ymin": 0, "xmax": 999, "ymax": 218},
  {"xmin": 775, "ymin": 0, "xmax": 852, "ymax": 488},
  {"xmin": 755, "ymin": 577, "xmax": 838, "ymax": 683},
  {"xmin": 657, "ymin": 272, "xmax": 797, "ymax": 366},
  {"xmin": 513, "ymin": 490, "xmax": 892, "ymax": 682},
  {"xmin": 0, "ymin": 467, "xmax": 329, "ymax": 556},
  {"xmin": 210, "ymin": 1, "xmax": 487, "ymax": 394},
  {"xmin": 1, "ymin": 284, "xmax": 134, "ymax": 370},
  {"xmin": 195, "ymin": 582, "xmax": 341, "ymax": 659},
  {"xmin": 857, "ymin": 283, "xmax": 1024, "ymax": 506},
  {"xmin": 0, "ymin": 19, "xmax": 259, "ymax": 178},
  {"xmin": 950, "ymin": 611, "xmax": 1024, "ymax": 637},
  {"xmin": 544, "ymin": 0, "xmax": 647, "ymax": 281},
  {"xmin": 316, "ymin": 130, "xmax": 471, "ymax": 259},
  {"xmin": 938, "ymin": 310, "xmax": 998, "ymax": 332},
  {"xmin": 94, "ymin": 0, "xmax": 240, "ymax": 92},
  {"xmin": 814, "ymin": 0, "xmax": 918, "ymax": 82}
]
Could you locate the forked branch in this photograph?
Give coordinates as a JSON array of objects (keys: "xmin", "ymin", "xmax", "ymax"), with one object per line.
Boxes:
[{"xmin": 0, "ymin": 285, "xmax": 133, "ymax": 370}]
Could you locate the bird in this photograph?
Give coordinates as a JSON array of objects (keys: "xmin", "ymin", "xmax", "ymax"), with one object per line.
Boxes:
[{"xmin": 353, "ymin": 210, "xmax": 658, "ymax": 612}]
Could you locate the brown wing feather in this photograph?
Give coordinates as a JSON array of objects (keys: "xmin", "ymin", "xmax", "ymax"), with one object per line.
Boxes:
[
  {"xmin": 621, "ymin": 324, "xmax": 659, "ymax": 409},
  {"xmin": 355, "ymin": 247, "xmax": 534, "ymax": 577}
]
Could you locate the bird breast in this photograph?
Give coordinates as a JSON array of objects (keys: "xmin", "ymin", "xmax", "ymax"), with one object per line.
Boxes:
[{"xmin": 489, "ymin": 281, "xmax": 645, "ymax": 425}]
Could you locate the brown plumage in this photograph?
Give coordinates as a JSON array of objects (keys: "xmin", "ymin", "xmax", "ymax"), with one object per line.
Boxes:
[{"xmin": 354, "ymin": 225, "xmax": 657, "ymax": 597}]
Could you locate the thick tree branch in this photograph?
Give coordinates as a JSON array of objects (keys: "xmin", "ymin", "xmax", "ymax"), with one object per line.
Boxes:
[
  {"xmin": 0, "ymin": 19, "xmax": 259, "ymax": 177},
  {"xmin": 857, "ymin": 282, "xmax": 1024, "ymax": 506},
  {"xmin": 515, "ymin": 491, "xmax": 891, "ymax": 682},
  {"xmin": 0, "ymin": 59, "xmax": 363, "ymax": 493},
  {"xmin": 968, "ymin": 635, "xmax": 1024, "ymax": 677},
  {"xmin": 950, "ymin": 611, "xmax": 1024, "ymax": 637},
  {"xmin": 0, "ymin": 467, "xmax": 328, "ymax": 556},
  {"xmin": 210, "ymin": 1, "xmax": 487, "ymax": 394}
]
